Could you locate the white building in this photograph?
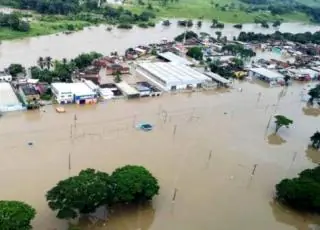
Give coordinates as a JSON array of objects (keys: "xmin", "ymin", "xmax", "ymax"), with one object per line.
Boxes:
[
  {"xmin": 115, "ymin": 81, "xmax": 140, "ymax": 98},
  {"xmin": 51, "ymin": 82, "xmax": 97, "ymax": 104},
  {"xmin": 0, "ymin": 82, "xmax": 24, "ymax": 112},
  {"xmin": 136, "ymin": 62, "xmax": 210, "ymax": 91},
  {"xmin": 0, "ymin": 72, "xmax": 12, "ymax": 82},
  {"xmin": 249, "ymin": 68, "xmax": 285, "ymax": 86}
]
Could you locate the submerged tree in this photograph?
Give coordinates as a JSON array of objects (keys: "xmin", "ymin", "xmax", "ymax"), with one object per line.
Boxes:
[
  {"xmin": 308, "ymin": 84, "xmax": 320, "ymax": 105},
  {"xmin": 275, "ymin": 166, "xmax": 320, "ymax": 213},
  {"xmin": 46, "ymin": 169, "xmax": 112, "ymax": 219},
  {"xmin": 113, "ymin": 71, "xmax": 122, "ymax": 83},
  {"xmin": 310, "ymin": 131, "xmax": 320, "ymax": 150},
  {"xmin": 0, "ymin": 200, "xmax": 36, "ymax": 230},
  {"xmin": 274, "ymin": 115, "xmax": 293, "ymax": 134},
  {"xmin": 111, "ymin": 165, "xmax": 159, "ymax": 204}
]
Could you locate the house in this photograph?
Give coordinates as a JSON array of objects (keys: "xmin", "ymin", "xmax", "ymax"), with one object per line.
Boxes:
[
  {"xmin": 106, "ymin": 63, "xmax": 130, "ymax": 75},
  {"xmin": 0, "ymin": 71, "xmax": 12, "ymax": 82},
  {"xmin": 51, "ymin": 82, "xmax": 98, "ymax": 104},
  {"xmin": 19, "ymin": 84, "xmax": 40, "ymax": 104}
]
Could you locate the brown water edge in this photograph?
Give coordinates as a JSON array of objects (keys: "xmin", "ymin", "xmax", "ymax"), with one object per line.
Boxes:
[{"xmin": 0, "ymin": 81, "xmax": 319, "ymax": 230}]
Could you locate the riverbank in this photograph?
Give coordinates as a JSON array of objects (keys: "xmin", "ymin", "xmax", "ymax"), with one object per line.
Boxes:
[{"xmin": 0, "ymin": 19, "xmax": 91, "ymax": 40}]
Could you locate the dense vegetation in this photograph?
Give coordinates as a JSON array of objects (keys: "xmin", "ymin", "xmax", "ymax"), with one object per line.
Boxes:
[
  {"xmin": 30, "ymin": 52, "xmax": 103, "ymax": 83},
  {"xmin": 238, "ymin": 31, "xmax": 320, "ymax": 44},
  {"xmin": 0, "ymin": 200, "xmax": 36, "ymax": 230},
  {"xmin": 0, "ymin": 12, "xmax": 30, "ymax": 32},
  {"xmin": 276, "ymin": 166, "xmax": 320, "ymax": 213},
  {"xmin": 46, "ymin": 165, "xmax": 159, "ymax": 219},
  {"xmin": 238, "ymin": 0, "xmax": 320, "ymax": 22}
]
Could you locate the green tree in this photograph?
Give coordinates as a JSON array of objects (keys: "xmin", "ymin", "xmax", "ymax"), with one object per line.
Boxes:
[
  {"xmin": 0, "ymin": 200, "xmax": 36, "ymax": 230},
  {"xmin": 7, "ymin": 63, "xmax": 25, "ymax": 78},
  {"xmin": 46, "ymin": 169, "xmax": 112, "ymax": 219},
  {"xmin": 274, "ymin": 115, "xmax": 293, "ymax": 134},
  {"xmin": 45, "ymin": 56, "xmax": 53, "ymax": 70},
  {"xmin": 310, "ymin": 131, "xmax": 320, "ymax": 150},
  {"xmin": 113, "ymin": 71, "xmax": 122, "ymax": 83},
  {"xmin": 37, "ymin": 57, "xmax": 44, "ymax": 69},
  {"xmin": 308, "ymin": 84, "xmax": 320, "ymax": 105},
  {"xmin": 111, "ymin": 165, "xmax": 159, "ymax": 204},
  {"xmin": 275, "ymin": 166, "xmax": 320, "ymax": 213},
  {"xmin": 186, "ymin": 47, "xmax": 203, "ymax": 61},
  {"xmin": 215, "ymin": 31, "xmax": 222, "ymax": 40}
]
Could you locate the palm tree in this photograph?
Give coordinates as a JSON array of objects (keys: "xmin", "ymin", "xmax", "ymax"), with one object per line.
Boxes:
[
  {"xmin": 310, "ymin": 131, "xmax": 320, "ymax": 150},
  {"xmin": 62, "ymin": 58, "xmax": 68, "ymax": 65},
  {"xmin": 45, "ymin": 56, "xmax": 53, "ymax": 70},
  {"xmin": 37, "ymin": 57, "xmax": 44, "ymax": 69}
]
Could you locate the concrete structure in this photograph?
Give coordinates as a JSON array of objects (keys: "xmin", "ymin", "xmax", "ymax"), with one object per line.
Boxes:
[
  {"xmin": 51, "ymin": 82, "xmax": 97, "ymax": 104},
  {"xmin": 158, "ymin": 52, "xmax": 193, "ymax": 66},
  {"xmin": 115, "ymin": 81, "xmax": 140, "ymax": 98},
  {"xmin": 249, "ymin": 68, "xmax": 285, "ymax": 86},
  {"xmin": 0, "ymin": 82, "xmax": 24, "ymax": 112},
  {"xmin": 137, "ymin": 62, "xmax": 210, "ymax": 91}
]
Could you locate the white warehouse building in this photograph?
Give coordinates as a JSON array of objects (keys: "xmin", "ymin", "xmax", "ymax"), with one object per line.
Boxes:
[{"xmin": 136, "ymin": 62, "xmax": 210, "ymax": 91}]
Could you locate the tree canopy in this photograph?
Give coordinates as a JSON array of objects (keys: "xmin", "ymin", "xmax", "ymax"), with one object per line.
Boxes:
[
  {"xmin": 46, "ymin": 165, "xmax": 159, "ymax": 220},
  {"xmin": 308, "ymin": 84, "xmax": 320, "ymax": 105},
  {"xmin": 0, "ymin": 12, "xmax": 30, "ymax": 32},
  {"xmin": 174, "ymin": 31, "xmax": 198, "ymax": 42},
  {"xmin": 274, "ymin": 115, "xmax": 293, "ymax": 134},
  {"xmin": 276, "ymin": 166, "xmax": 320, "ymax": 213},
  {"xmin": 111, "ymin": 165, "xmax": 160, "ymax": 204},
  {"xmin": 310, "ymin": 131, "xmax": 320, "ymax": 150},
  {"xmin": 186, "ymin": 47, "xmax": 203, "ymax": 61},
  {"xmin": 238, "ymin": 31, "xmax": 320, "ymax": 45},
  {"xmin": 7, "ymin": 63, "xmax": 25, "ymax": 77},
  {"xmin": 46, "ymin": 168, "xmax": 112, "ymax": 219},
  {"xmin": 0, "ymin": 200, "xmax": 36, "ymax": 230}
]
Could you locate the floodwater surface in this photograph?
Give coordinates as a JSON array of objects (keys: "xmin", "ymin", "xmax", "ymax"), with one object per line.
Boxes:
[
  {"xmin": 0, "ymin": 81, "xmax": 319, "ymax": 230},
  {"xmin": 0, "ymin": 20, "xmax": 319, "ymax": 68}
]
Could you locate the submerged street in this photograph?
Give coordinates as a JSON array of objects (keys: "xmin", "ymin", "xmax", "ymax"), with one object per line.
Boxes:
[{"xmin": 0, "ymin": 81, "xmax": 319, "ymax": 230}]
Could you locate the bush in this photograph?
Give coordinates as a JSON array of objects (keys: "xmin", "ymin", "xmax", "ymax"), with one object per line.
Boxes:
[
  {"xmin": 117, "ymin": 23, "xmax": 133, "ymax": 29},
  {"xmin": 147, "ymin": 21, "xmax": 155, "ymax": 27},
  {"xmin": 275, "ymin": 166, "xmax": 320, "ymax": 214},
  {"xmin": 138, "ymin": 22, "xmax": 148, "ymax": 28}
]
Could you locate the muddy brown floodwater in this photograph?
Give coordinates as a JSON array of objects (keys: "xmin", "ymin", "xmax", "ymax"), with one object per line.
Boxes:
[
  {"xmin": 0, "ymin": 81, "xmax": 319, "ymax": 230},
  {"xmin": 0, "ymin": 20, "xmax": 319, "ymax": 68}
]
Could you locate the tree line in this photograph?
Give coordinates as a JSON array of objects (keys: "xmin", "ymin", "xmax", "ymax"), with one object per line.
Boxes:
[
  {"xmin": 237, "ymin": 31, "xmax": 320, "ymax": 45},
  {"xmin": 0, "ymin": 12, "xmax": 30, "ymax": 32},
  {"xmin": 0, "ymin": 165, "xmax": 159, "ymax": 229}
]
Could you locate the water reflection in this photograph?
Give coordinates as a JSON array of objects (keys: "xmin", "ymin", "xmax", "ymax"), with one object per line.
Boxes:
[
  {"xmin": 76, "ymin": 203, "xmax": 155, "ymax": 230},
  {"xmin": 302, "ymin": 107, "xmax": 320, "ymax": 117},
  {"xmin": 270, "ymin": 201, "xmax": 320, "ymax": 230},
  {"xmin": 305, "ymin": 147, "xmax": 320, "ymax": 164},
  {"xmin": 268, "ymin": 134, "xmax": 287, "ymax": 145}
]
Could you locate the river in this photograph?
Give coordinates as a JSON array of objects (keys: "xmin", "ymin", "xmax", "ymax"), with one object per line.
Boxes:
[
  {"xmin": 0, "ymin": 80, "xmax": 319, "ymax": 230},
  {"xmin": 0, "ymin": 20, "xmax": 319, "ymax": 68}
]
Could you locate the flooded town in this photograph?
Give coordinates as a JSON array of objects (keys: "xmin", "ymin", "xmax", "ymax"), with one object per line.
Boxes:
[{"xmin": 0, "ymin": 8, "xmax": 320, "ymax": 230}]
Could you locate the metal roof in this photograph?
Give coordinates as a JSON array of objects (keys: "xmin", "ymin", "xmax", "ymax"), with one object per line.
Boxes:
[
  {"xmin": 250, "ymin": 68, "xmax": 284, "ymax": 80},
  {"xmin": 158, "ymin": 52, "xmax": 193, "ymax": 65},
  {"xmin": 204, "ymin": 72, "xmax": 231, "ymax": 84},
  {"xmin": 116, "ymin": 81, "xmax": 139, "ymax": 96},
  {"xmin": 138, "ymin": 62, "xmax": 210, "ymax": 85}
]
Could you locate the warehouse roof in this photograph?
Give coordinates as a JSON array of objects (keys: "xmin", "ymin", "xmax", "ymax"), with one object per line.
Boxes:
[
  {"xmin": 138, "ymin": 62, "xmax": 210, "ymax": 85},
  {"xmin": 158, "ymin": 52, "xmax": 193, "ymax": 65},
  {"xmin": 204, "ymin": 72, "xmax": 231, "ymax": 84}
]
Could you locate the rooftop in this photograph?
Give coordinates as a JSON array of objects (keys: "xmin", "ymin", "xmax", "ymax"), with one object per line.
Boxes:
[
  {"xmin": 0, "ymin": 82, "xmax": 21, "ymax": 108},
  {"xmin": 51, "ymin": 82, "xmax": 95, "ymax": 95},
  {"xmin": 250, "ymin": 68, "xmax": 285, "ymax": 80},
  {"xmin": 138, "ymin": 62, "xmax": 210, "ymax": 85},
  {"xmin": 158, "ymin": 52, "xmax": 193, "ymax": 66},
  {"xmin": 20, "ymin": 84, "xmax": 39, "ymax": 96},
  {"xmin": 116, "ymin": 81, "xmax": 139, "ymax": 96},
  {"xmin": 204, "ymin": 72, "xmax": 231, "ymax": 84}
]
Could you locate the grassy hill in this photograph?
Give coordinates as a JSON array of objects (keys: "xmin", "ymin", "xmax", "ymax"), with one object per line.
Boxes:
[{"xmin": 127, "ymin": 0, "xmax": 311, "ymax": 23}]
